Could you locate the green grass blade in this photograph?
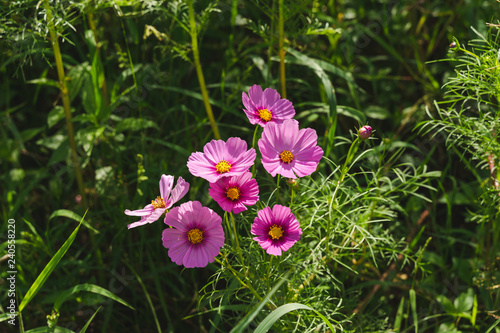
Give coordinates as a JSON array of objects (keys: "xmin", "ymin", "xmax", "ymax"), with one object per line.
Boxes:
[
  {"xmin": 485, "ymin": 318, "xmax": 500, "ymax": 333},
  {"xmin": 254, "ymin": 302, "xmax": 337, "ymax": 333},
  {"xmin": 409, "ymin": 289, "xmax": 418, "ymax": 333},
  {"xmin": 0, "ymin": 312, "xmax": 18, "ymax": 322},
  {"xmin": 394, "ymin": 296, "xmax": 405, "ymax": 331},
  {"xmin": 19, "ymin": 213, "xmax": 86, "ymax": 312},
  {"xmin": 287, "ymin": 48, "xmax": 337, "ymax": 156},
  {"xmin": 25, "ymin": 327, "xmax": 75, "ymax": 333},
  {"xmin": 49, "ymin": 209, "xmax": 99, "ymax": 234},
  {"xmin": 53, "ymin": 284, "xmax": 134, "ymax": 312},
  {"xmin": 126, "ymin": 263, "xmax": 161, "ymax": 333},
  {"xmin": 79, "ymin": 306, "xmax": 101, "ymax": 333}
]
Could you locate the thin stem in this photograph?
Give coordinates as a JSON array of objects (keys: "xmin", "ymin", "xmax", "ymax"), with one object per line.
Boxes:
[
  {"xmin": 326, "ymin": 137, "xmax": 360, "ymax": 251},
  {"xmin": 252, "ymin": 125, "xmax": 259, "ymax": 176},
  {"xmin": 266, "ymin": 255, "xmax": 273, "ymax": 292},
  {"xmin": 215, "ymin": 254, "xmax": 263, "ymax": 302},
  {"xmin": 276, "ymin": 174, "xmax": 281, "ymax": 204},
  {"xmin": 187, "ymin": 0, "xmax": 221, "ymax": 140},
  {"xmin": 230, "ymin": 212, "xmax": 244, "ymax": 265},
  {"xmin": 224, "ymin": 212, "xmax": 235, "ymax": 248},
  {"xmin": 44, "ymin": 0, "xmax": 87, "ymax": 209},
  {"xmin": 278, "ymin": 0, "xmax": 286, "ymax": 98}
]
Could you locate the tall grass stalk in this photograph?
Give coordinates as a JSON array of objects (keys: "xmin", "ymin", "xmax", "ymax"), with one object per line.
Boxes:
[
  {"xmin": 43, "ymin": 0, "xmax": 87, "ymax": 208},
  {"xmin": 278, "ymin": 0, "xmax": 286, "ymax": 98},
  {"xmin": 187, "ymin": 0, "xmax": 221, "ymax": 140},
  {"xmin": 87, "ymin": 10, "xmax": 109, "ymax": 106}
]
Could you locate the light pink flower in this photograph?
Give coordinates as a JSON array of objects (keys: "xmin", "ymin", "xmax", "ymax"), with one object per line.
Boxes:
[
  {"xmin": 258, "ymin": 119, "xmax": 323, "ymax": 179},
  {"xmin": 162, "ymin": 201, "xmax": 224, "ymax": 268},
  {"xmin": 251, "ymin": 205, "xmax": 302, "ymax": 256},
  {"xmin": 125, "ymin": 175, "xmax": 189, "ymax": 229},
  {"xmin": 208, "ymin": 172, "xmax": 259, "ymax": 214},
  {"xmin": 242, "ymin": 84, "xmax": 295, "ymax": 127},
  {"xmin": 187, "ymin": 137, "xmax": 256, "ymax": 183}
]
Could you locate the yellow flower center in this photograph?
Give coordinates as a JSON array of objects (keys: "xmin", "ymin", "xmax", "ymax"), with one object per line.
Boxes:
[
  {"xmin": 151, "ymin": 196, "xmax": 166, "ymax": 209},
  {"xmin": 187, "ymin": 228, "xmax": 204, "ymax": 244},
  {"xmin": 268, "ymin": 225, "xmax": 284, "ymax": 240},
  {"xmin": 216, "ymin": 160, "xmax": 231, "ymax": 174},
  {"xmin": 226, "ymin": 187, "xmax": 240, "ymax": 201},
  {"xmin": 280, "ymin": 150, "xmax": 294, "ymax": 164},
  {"xmin": 258, "ymin": 108, "xmax": 272, "ymax": 122}
]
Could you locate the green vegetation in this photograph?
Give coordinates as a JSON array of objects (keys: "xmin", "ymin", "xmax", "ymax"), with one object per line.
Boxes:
[{"xmin": 1, "ymin": 0, "xmax": 500, "ymax": 332}]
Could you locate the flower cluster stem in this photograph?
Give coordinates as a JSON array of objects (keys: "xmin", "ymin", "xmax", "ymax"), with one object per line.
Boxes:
[
  {"xmin": 187, "ymin": 0, "xmax": 221, "ymax": 140},
  {"xmin": 44, "ymin": 0, "xmax": 87, "ymax": 209},
  {"xmin": 326, "ymin": 137, "xmax": 361, "ymax": 251}
]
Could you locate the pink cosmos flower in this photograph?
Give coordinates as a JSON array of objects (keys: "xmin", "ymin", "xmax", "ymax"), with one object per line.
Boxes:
[
  {"xmin": 125, "ymin": 175, "xmax": 189, "ymax": 229},
  {"xmin": 251, "ymin": 205, "xmax": 302, "ymax": 256},
  {"xmin": 242, "ymin": 84, "xmax": 295, "ymax": 127},
  {"xmin": 187, "ymin": 137, "xmax": 256, "ymax": 183},
  {"xmin": 258, "ymin": 119, "xmax": 323, "ymax": 179},
  {"xmin": 208, "ymin": 172, "xmax": 259, "ymax": 214},
  {"xmin": 162, "ymin": 201, "xmax": 224, "ymax": 268}
]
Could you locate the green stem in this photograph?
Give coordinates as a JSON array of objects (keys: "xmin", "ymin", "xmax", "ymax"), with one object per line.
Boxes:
[
  {"xmin": 252, "ymin": 125, "xmax": 259, "ymax": 177},
  {"xmin": 44, "ymin": 0, "xmax": 87, "ymax": 209},
  {"xmin": 215, "ymin": 254, "xmax": 263, "ymax": 302},
  {"xmin": 266, "ymin": 255, "xmax": 273, "ymax": 292},
  {"xmin": 224, "ymin": 212, "xmax": 235, "ymax": 248},
  {"xmin": 187, "ymin": 0, "xmax": 221, "ymax": 140},
  {"xmin": 230, "ymin": 212, "xmax": 244, "ymax": 265},
  {"xmin": 278, "ymin": 0, "xmax": 286, "ymax": 98},
  {"xmin": 326, "ymin": 137, "xmax": 361, "ymax": 251},
  {"xmin": 276, "ymin": 174, "xmax": 281, "ymax": 204}
]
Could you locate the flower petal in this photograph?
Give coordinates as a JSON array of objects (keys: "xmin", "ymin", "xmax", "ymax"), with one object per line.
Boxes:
[
  {"xmin": 159, "ymin": 175, "xmax": 174, "ymax": 200},
  {"xmin": 168, "ymin": 176, "xmax": 190, "ymax": 207},
  {"xmin": 248, "ymin": 85, "xmax": 264, "ymax": 108}
]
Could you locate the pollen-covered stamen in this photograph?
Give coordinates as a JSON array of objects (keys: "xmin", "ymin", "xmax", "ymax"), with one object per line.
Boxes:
[
  {"xmin": 216, "ymin": 160, "xmax": 231, "ymax": 174},
  {"xmin": 268, "ymin": 225, "xmax": 284, "ymax": 240},
  {"xmin": 280, "ymin": 150, "xmax": 294, "ymax": 164},
  {"xmin": 225, "ymin": 186, "xmax": 241, "ymax": 201},
  {"xmin": 151, "ymin": 196, "xmax": 166, "ymax": 209},
  {"xmin": 258, "ymin": 108, "xmax": 272, "ymax": 122},
  {"xmin": 188, "ymin": 228, "xmax": 204, "ymax": 244}
]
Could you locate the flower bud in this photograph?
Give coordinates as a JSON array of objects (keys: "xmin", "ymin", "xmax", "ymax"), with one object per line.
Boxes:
[
  {"xmin": 287, "ymin": 178, "xmax": 299, "ymax": 190},
  {"xmin": 449, "ymin": 42, "xmax": 457, "ymax": 48},
  {"xmin": 358, "ymin": 125, "xmax": 373, "ymax": 140}
]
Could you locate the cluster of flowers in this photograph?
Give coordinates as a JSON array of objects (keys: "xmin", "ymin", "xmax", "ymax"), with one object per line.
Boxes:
[{"xmin": 125, "ymin": 85, "xmax": 327, "ymax": 268}]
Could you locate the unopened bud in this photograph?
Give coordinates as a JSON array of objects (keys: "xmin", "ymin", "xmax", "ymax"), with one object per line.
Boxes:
[
  {"xmin": 287, "ymin": 178, "xmax": 299, "ymax": 190},
  {"xmin": 358, "ymin": 125, "xmax": 373, "ymax": 140},
  {"xmin": 449, "ymin": 42, "xmax": 457, "ymax": 48}
]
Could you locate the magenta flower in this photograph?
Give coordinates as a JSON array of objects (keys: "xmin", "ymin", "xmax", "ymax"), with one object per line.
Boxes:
[
  {"xmin": 242, "ymin": 84, "xmax": 295, "ymax": 127},
  {"xmin": 358, "ymin": 125, "xmax": 373, "ymax": 140},
  {"xmin": 251, "ymin": 205, "xmax": 302, "ymax": 256},
  {"xmin": 208, "ymin": 172, "xmax": 259, "ymax": 214},
  {"xmin": 125, "ymin": 175, "xmax": 189, "ymax": 229},
  {"xmin": 258, "ymin": 119, "xmax": 323, "ymax": 179},
  {"xmin": 162, "ymin": 201, "xmax": 225, "ymax": 268},
  {"xmin": 187, "ymin": 137, "xmax": 256, "ymax": 183}
]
